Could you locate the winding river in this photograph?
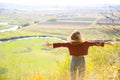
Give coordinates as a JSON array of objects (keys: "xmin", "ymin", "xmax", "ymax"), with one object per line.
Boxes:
[
  {"xmin": 0, "ymin": 22, "xmax": 119, "ymax": 43},
  {"xmin": 0, "ymin": 22, "xmax": 66, "ymax": 43},
  {"xmin": 0, "ymin": 35, "xmax": 116, "ymax": 44},
  {"xmin": 0, "ymin": 25, "xmax": 19, "ymax": 32},
  {"xmin": 0, "ymin": 36, "xmax": 66, "ymax": 43}
]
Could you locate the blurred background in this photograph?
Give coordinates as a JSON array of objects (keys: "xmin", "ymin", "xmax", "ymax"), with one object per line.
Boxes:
[{"xmin": 0, "ymin": 0, "xmax": 120, "ymax": 80}]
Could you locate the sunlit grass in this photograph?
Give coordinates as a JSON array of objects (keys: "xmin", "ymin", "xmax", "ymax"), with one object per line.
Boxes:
[
  {"xmin": 0, "ymin": 38, "xmax": 120, "ymax": 80},
  {"xmin": 0, "ymin": 38, "xmax": 68, "ymax": 80},
  {"xmin": 0, "ymin": 24, "xmax": 120, "ymax": 80}
]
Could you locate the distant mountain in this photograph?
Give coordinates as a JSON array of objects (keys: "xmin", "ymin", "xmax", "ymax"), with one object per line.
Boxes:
[
  {"xmin": 0, "ymin": 3, "xmax": 65, "ymax": 10},
  {"xmin": 0, "ymin": 3, "xmax": 120, "ymax": 10},
  {"xmin": 0, "ymin": 3, "xmax": 23, "ymax": 9}
]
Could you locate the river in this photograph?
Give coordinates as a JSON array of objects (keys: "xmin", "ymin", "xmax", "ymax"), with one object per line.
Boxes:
[
  {"xmin": 0, "ymin": 22, "xmax": 19, "ymax": 32},
  {"xmin": 0, "ymin": 35, "xmax": 116, "ymax": 44},
  {"xmin": 0, "ymin": 22, "xmax": 118, "ymax": 43},
  {"xmin": 0, "ymin": 25, "xmax": 19, "ymax": 32},
  {"xmin": 0, "ymin": 22, "xmax": 66, "ymax": 43},
  {"xmin": 0, "ymin": 36, "xmax": 66, "ymax": 43}
]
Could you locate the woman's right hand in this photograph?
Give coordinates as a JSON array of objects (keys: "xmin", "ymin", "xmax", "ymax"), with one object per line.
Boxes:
[
  {"xmin": 109, "ymin": 42, "xmax": 114, "ymax": 45},
  {"xmin": 46, "ymin": 41, "xmax": 52, "ymax": 46}
]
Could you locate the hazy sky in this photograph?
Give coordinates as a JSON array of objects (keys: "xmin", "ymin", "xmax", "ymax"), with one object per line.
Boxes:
[{"xmin": 0, "ymin": 0, "xmax": 120, "ymax": 6}]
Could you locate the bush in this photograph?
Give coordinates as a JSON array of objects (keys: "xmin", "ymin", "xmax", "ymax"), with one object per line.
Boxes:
[{"xmin": 21, "ymin": 23, "xmax": 30, "ymax": 27}]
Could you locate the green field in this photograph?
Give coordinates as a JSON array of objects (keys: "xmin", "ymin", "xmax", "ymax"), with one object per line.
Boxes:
[
  {"xmin": 0, "ymin": 24, "xmax": 120, "ymax": 80},
  {"xmin": 0, "ymin": 38, "xmax": 68, "ymax": 80}
]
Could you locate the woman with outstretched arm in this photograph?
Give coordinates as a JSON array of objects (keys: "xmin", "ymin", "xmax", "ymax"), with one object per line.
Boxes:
[{"xmin": 46, "ymin": 30, "xmax": 114, "ymax": 80}]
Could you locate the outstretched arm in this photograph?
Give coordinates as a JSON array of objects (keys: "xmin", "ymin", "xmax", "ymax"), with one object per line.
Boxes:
[
  {"xmin": 104, "ymin": 42, "xmax": 114, "ymax": 45},
  {"xmin": 91, "ymin": 40, "xmax": 114, "ymax": 46},
  {"xmin": 45, "ymin": 41, "xmax": 69, "ymax": 48},
  {"xmin": 87, "ymin": 41, "xmax": 114, "ymax": 47}
]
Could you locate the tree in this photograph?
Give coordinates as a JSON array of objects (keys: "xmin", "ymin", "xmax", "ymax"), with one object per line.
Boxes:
[{"xmin": 98, "ymin": 6, "xmax": 120, "ymax": 26}]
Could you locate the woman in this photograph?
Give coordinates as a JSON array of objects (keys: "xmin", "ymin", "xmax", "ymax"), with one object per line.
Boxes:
[{"xmin": 46, "ymin": 30, "xmax": 114, "ymax": 80}]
